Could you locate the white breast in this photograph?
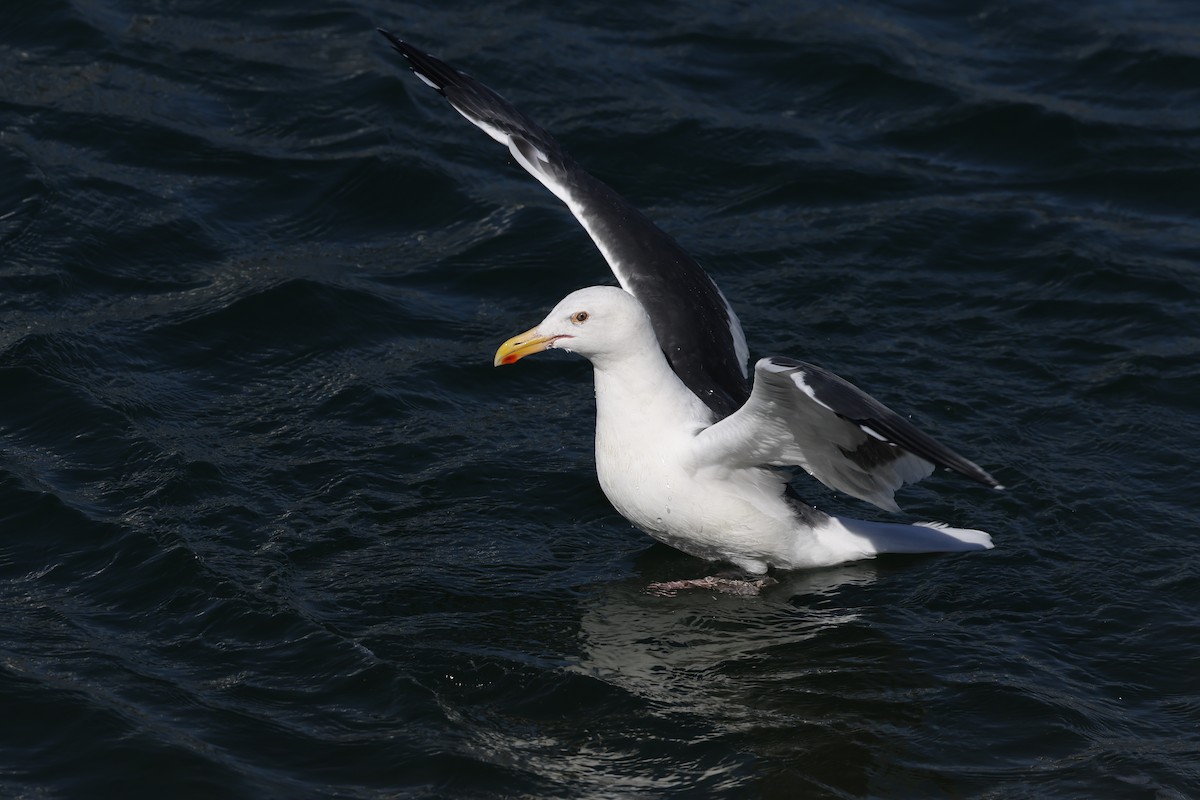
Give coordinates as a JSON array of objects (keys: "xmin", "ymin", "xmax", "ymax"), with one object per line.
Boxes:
[{"xmin": 591, "ymin": 365, "xmax": 803, "ymax": 572}]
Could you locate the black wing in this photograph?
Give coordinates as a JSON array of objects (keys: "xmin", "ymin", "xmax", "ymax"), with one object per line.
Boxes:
[
  {"xmin": 379, "ymin": 30, "xmax": 751, "ymax": 418},
  {"xmin": 697, "ymin": 356, "xmax": 1001, "ymax": 512}
]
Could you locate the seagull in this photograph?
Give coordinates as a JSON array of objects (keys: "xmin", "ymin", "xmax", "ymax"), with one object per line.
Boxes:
[{"xmin": 379, "ymin": 31, "xmax": 1003, "ymax": 592}]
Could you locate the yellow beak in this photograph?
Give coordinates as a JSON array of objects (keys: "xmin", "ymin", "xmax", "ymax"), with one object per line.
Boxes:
[{"xmin": 494, "ymin": 327, "xmax": 558, "ymax": 366}]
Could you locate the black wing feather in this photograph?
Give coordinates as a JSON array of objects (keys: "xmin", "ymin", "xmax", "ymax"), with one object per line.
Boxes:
[
  {"xmin": 777, "ymin": 357, "xmax": 1001, "ymax": 488},
  {"xmin": 378, "ymin": 30, "xmax": 751, "ymax": 418}
]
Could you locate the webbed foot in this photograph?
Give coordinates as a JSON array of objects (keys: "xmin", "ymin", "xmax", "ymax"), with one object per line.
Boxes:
[{"xmin": 645, "ymin": 573, "xmax": 777, "ymax": 597}]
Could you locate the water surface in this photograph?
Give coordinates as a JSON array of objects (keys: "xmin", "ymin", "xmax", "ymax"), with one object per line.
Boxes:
[{"xmin": 2, "ymin": 1, "xmax": 1198, "ymax": 797}]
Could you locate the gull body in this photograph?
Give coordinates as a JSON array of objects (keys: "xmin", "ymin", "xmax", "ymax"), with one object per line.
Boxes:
[
  {"xmin": 497, "ymin": 287, "xmax": 993, "ymax": 574},
  {"xmin": 382, "ymin": 32, "xmax": 1002, "ymax": 578}
]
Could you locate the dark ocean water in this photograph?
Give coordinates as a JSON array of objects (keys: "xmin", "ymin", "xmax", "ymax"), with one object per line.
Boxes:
[{"xmin": 2, "ymin": 1, "xmax": 1199, "ymax": 797}]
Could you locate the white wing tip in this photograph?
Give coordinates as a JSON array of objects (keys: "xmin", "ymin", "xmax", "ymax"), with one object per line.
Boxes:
[{"xmin": 413, "ymin": 71, "xmax": 441, "ymax": 91}]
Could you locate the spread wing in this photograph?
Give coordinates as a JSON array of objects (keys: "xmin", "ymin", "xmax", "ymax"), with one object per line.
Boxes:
[
  {"xmin": 694, "ymin": 356, "xmax": 1002, "ymax": 512},
  {"xmin": 379, "ymin": 30, "xmax": 750, "ymax": 418}
]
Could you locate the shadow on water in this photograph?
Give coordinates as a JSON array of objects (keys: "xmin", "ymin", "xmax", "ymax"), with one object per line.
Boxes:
[{"xmin": 575, "ymin": 563, "xmax": 877, "ymax": 713}]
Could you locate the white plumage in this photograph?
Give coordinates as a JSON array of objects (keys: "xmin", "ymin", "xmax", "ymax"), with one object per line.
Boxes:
[
  {"xmin": 496, "ymin": 287, "xmax": 993, "ymax": 574},
  {"xmin": 382, "ymin": 32, "xmax": 1001, "ymax": 582}
]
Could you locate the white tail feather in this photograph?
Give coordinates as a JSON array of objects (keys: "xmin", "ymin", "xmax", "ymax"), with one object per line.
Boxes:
[{"xmin": 818, "ymin": 515, "xmax": 993, "ymax": 560}]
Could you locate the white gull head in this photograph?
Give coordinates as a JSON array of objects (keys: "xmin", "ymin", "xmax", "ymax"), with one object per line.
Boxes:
[{"xmin": 494, "ymin": 286, "xmax": 657, "ymax": 369}]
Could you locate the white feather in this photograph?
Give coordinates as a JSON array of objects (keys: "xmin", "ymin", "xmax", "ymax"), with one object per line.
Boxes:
[{"xmin": 519, "ymin": 287, "xmax": 992, "ymax": 574}]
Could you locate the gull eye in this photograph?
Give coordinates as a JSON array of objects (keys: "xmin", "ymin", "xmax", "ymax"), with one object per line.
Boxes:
[{"xmin": 572, "ymin": 311, "xmax": 589, "ymax": 324}]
